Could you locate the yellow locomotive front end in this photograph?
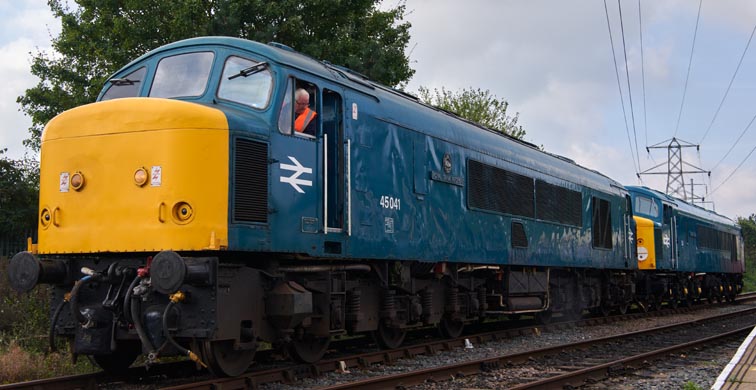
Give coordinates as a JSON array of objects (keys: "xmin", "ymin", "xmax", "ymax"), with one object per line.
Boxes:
[
  {"xmin": 634, "ymin": 215, "xmax": 656, "ymax": 270},
  {"xmin": 37, "ymin": 98, "xmax": 230, "ymax": 254}
]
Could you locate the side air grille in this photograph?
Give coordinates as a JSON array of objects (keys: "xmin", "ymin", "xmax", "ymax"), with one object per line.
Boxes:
[
  {"xmin": 511, "ymin": 222, "xmax": 528, "ymax": 248},
  {"xmin": 535, "ymin": 180, "xmax": 583, "ymax": 227},
  {"xmin": 234, "ymin": 139, "xmax": 268, "ymax": 223},
  {"xmin": 468, "ymin": 160, "xmax": 534, "ymax": 218}
]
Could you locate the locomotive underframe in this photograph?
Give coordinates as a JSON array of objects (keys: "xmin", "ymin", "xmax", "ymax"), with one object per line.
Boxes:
[
  {"xmin": 32, "ymin": 250, "xmax": 706, "ymax": 376},
  {"xmin": 15, "ymin": 248, "xmax": 739, "ymax": 376}
]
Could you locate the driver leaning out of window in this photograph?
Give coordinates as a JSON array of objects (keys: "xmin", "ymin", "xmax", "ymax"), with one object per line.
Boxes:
[{"xmin": 294, "ymin": 88, "xmax": 317, "ymax": 136}]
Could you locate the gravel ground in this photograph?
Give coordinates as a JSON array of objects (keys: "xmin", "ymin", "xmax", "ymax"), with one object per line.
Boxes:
[{"xmin": 261, "ymin": 302, "xmax": 755, "ymax": 390}]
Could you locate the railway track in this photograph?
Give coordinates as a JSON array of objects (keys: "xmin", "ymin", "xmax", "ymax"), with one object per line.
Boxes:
[
  {"xmin": 315, "ymin": 307, "xmax": 756, "ymax": 390},
  {"xmin": 2, "ymin": 294, "xmax": 755, "ymax": 390}
]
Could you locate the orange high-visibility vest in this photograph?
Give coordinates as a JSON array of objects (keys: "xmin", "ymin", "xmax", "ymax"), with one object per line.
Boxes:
[{"xmin": 294, "ymin": 107, "xmax": 317, "ymax": 133}]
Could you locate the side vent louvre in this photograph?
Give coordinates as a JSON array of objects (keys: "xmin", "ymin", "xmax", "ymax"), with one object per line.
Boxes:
[
  {"xmin": 234, "ymin": 139, "xmax": 268, "ymax": 223},
  {"xmin": 512, "ymin": 222, "xmax": 528, "ymax": 248},
  {"xmin": 468, "ymin": 160, "xmax": 534, "ymax": 218}
]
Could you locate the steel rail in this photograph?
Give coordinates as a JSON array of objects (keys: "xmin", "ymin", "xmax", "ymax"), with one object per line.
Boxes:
[
  {"xmin": 2, "ymin": 293, "xmax": 754, "ymax": 390},
  {"xmin": 308, "ymin": 307, "xmax": 756, "ymax": 390},
  {"xmin": 508, "ymin": 326, "xmax": 752, "ymax": 389}
]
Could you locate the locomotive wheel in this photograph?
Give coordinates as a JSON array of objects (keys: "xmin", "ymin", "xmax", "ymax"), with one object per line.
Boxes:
[
  {"xmin": 438, "ymin": 316, "xmax": 464, "ymax": 339},
  {"xmin": 372, "ymin": 321, "xmax": 406, "ymax": 349},
  {"xmin": 535, "ymin": 309, "xmax": 552, "ymax": 324},
  {"xmin": 617, "ymin": 302, "xmax": 629, "ymax": 315},
  {"xmin": 201, "ymin": 340, "xmax": 256, "ymax": 377},
  {"xmin": 645, "ymin": 295, "xmax": 660, "ymax": 311},
  {"xmin": 599, "ymin": 303, "xmax": 612, "ymax": 317},
  {"xmin": 654, "ymin": 295, "xmax": 664, "ymax": 310},
  {"xmin": 637, "ymin": 297, "xmax": 651, "ymax": 312},
  {"xmin": 668, "ymin": 296, "xmax": 679, "ymax": 309},
  {"xmin": 92, "ymin": 341, "xmax": 141, "ymax": 374},
  {"xmin": 288, "ymin": 334, "xmax": 330, "ymax": 363}
]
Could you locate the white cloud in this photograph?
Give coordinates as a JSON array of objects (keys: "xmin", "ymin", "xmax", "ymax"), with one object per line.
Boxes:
[
  {"xmin": 518, "ymin": 78, "xmax": 609, "ymax": 152},
  {"xmin": 644, "ymin": 44, "xmax": 673, "ymax": 82},
  {"xmin": 0, "ymin": 1, "xmax": 58, "ymax": 159}
]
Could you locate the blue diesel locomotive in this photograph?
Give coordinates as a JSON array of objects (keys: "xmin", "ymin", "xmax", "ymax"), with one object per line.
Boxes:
[
  {"xmin": 8, "ymin": 37, "xmax": 743, "ymax": 376},
  {"xmin": 628, "ymin": 186, "xmax": 744, "ymax": 308}
]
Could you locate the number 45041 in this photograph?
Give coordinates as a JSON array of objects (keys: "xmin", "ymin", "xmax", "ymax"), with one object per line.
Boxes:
[{"xmin": 379, "ymin": 196, "xmax": 401, "ymax": 211}]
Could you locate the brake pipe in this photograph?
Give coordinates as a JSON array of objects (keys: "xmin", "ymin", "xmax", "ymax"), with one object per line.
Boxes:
[
  {"xmin": 162, "ymin": 291, "xmax": 207, "ymax": 368},
  {"xmin": 49, "ymin": 292, "xmax": 71, "ymax": 353},
  {"xmin": 130, "ymin": 280, "xmax": 158, "ymax": 363},
  {"xmin": 69, "ymin": 274, "xmax": 94, "ymax": 325},
  {"xmin": 123, "ymin": 276, "xmax": 140, "ymax": 323}
]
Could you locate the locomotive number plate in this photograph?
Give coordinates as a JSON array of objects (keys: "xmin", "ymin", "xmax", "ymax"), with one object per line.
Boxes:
[{"xmin": 379, "ymin": 195, "xmax": 401, "ymax": 211}]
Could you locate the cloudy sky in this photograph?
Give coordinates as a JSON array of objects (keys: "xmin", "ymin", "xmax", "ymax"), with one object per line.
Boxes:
[
  {"xmin": 402, "ymin": 0, "xmax": 756, "ymax": 220},
  {"xmin": 2, "ymin": 1, "xmax": 756, "ymax": 220}
]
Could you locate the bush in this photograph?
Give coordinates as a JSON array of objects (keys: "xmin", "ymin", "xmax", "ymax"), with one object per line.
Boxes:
[
  {"xmin": 0, "ymin": 341, "xmax": 95, "ymax": 384},
  {"xmin": 0, "ymin": 258, "xmax": 95, "ymax": 383},
  {"xmin": 0, "ymin": 259, "xmax": 49, "ymax": 339}
]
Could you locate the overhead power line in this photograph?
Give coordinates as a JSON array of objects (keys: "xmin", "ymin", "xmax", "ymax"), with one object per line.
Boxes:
[
  {"xmin": 699, "ymin": 22, "xmax": 756, "ymax": 144},
  {"xmin": 617, "ymin": 0, "xmax": 642, "ymax": 173},
  {"xmin": 710, "ymin": 110, "xmax": 756, "ymax": 174},
  {"xmin": 603, "ymin": 0, "xmax": 640, "ymax": 176},
  {"xmin": 709, "ymin": 143, "xmax": 756, "ymax": 196},
  {"xmin": 673, "ymin": 0, "xmax": 703, "ymax": 138},
  {"xmin": 638, "ymin": 0, "xmax": 649, "ymax": 150}
]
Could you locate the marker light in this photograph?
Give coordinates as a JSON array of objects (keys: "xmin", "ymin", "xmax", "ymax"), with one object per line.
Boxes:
[
  {"xmin": 40, "ymin": 208, "xmax": 52, "ymax": 228},
  {"xmin": 134, "ymin": 168, "xmax": 148, "ymax": 187},
  {"xmin": 172, "ymin": 201, "xmax": 194, "ymax": 224},
  {"xmin": 70, "ymin": 172, "xmax": 85, "ymax": 191}
]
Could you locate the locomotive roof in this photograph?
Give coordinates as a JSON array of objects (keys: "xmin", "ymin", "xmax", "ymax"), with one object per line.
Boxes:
[
  {"xmin": 625, "ymin": 186, "xmax": 737, "ymax": 228},
  {"xmin": 115, "ymin": 36, "xmax": 626, "ymax": 196}
]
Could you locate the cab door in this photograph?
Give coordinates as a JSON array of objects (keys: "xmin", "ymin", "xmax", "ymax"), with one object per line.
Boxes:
[
  {"xmin": 661, "ymin": 203, "xmax": 678, "ymax": 270},
  {"xmin": 322, "ymin": 88, "xmax": 348, "ymax": 239},
  {"xmin": 269, "ymin": 78, "xmax": 323, "ymax": 254},
  {"xmin": 270, "ymin": 78, "xmax": 350, "ymax": 255}
]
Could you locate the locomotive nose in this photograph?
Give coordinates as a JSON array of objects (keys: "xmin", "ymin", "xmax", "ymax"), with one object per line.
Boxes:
[{"xmin": 8, "ymin": 251, "xmax": 68, "ymax": 292}]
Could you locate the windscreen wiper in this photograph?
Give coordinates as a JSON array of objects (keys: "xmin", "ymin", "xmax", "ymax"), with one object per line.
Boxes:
[
  {"xmin": 228, "ymin": 62, "xmax": 269, "ymax": 80},
  {"xmin": 109, "ymin": 78, "xmax": 140, "ymax": 86}
]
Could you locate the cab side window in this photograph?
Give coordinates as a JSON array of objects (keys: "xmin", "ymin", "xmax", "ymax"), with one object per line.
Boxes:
[{"xmin": 277, "ymin": 78, "xmax": 318, "ymax": 137}]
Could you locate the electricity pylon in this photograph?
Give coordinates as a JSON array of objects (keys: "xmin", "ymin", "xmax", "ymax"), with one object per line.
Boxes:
[{"xmin": 637, "ymin": 137, "xmax": 710, "ymax": 201}]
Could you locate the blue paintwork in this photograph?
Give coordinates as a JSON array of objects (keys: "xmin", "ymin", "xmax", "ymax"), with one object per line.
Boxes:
[
  {"xmin": 626, "ymin": 186, "xmax": 744, "ymax": 274},
  {"xmin": 101, "ymin": 37, "xmax": 639, "ymax": 271}
]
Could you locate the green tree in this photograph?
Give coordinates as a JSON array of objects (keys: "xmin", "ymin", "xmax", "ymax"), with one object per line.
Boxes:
[
  {"xmin": 417, "ymin": 86, "xmax": 526, "ymax": 139},
  {"xmin": 18, "ymin": 0, "xmax": 414, "ymax": 151},
  {"xmin": 0, "ymin": 149, "xmax": 39, "ymax": 248},
  {"xmin": 739, "ymin": 215, "xmax": 756, "ymax": 262},
  {"xmin": 738, "ymin": 214, "xmax": 756, "ymax": 291}
]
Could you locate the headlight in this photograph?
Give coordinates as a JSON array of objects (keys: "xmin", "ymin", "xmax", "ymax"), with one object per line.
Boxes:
[
  {"xmin": 70, "ymin": 171, "xmax": 85, "ymax": 191},
  {"xmin": 134, "ymin": 167, "xmax": 148, "ymax": 187}
]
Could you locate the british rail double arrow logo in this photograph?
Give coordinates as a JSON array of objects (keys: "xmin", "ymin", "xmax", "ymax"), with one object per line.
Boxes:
[{"xmin": 280, "ymin": 156, "xmax": 313, "ymax": 193}]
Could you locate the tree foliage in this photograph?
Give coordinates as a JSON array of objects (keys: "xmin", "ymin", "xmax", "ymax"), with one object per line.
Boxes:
[
  {"xmin": 0, "ymin": 149, "xmax": 39, "ymax": 240},
  {"xmin": 739, "ymin": 215, "xmax": 756, "ymax": 265},
  {"xmin": 18, "ymin": 0, "xmax": 414, "ymax": 150},
  {"xmin": 417, "ymin": 86, "xmax": 526, "ymax": 139}
]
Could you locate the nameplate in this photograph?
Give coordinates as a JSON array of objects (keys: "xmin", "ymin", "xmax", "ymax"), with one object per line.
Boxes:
[{"xmin": 430, "ymin": 171, "xmax": 464, "ymax": 186}]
